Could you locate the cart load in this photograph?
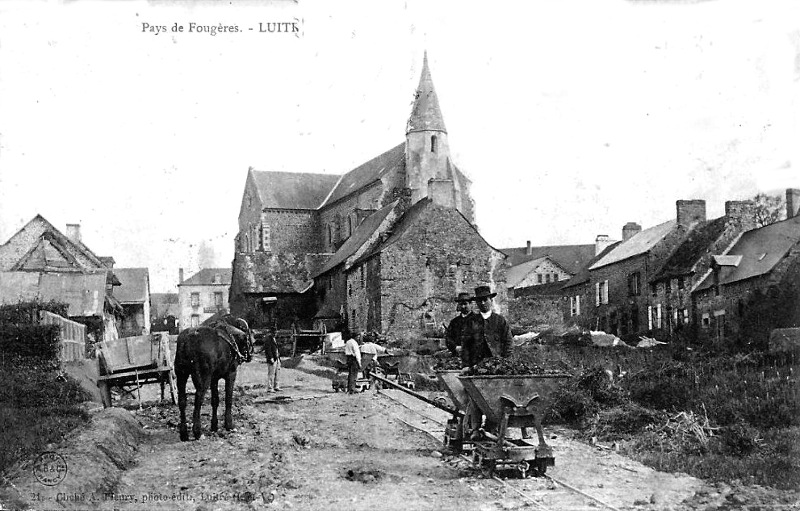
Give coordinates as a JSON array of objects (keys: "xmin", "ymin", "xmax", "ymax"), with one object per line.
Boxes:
[{"xmin": 459, "ymin": 371, "xmax": 570, "ymax": 477}]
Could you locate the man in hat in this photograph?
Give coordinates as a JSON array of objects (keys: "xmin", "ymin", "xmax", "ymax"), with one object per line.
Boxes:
[
  {"xmin": 445, "ymin": 292, "xmax": 474, "ymax": 362},
  {"xmin": 462, "ymin": 284, "xmax": 514, "ymax": 440}
]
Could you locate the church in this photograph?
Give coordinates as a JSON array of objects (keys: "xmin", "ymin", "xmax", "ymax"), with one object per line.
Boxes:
[{"xmin": 230, "ymin": 53, "xmax": 507, "ymax": 340}]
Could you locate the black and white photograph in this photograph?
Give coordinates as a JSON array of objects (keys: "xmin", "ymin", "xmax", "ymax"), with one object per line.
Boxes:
[{"xmin": 1, "ymin": 0, "xmax": 798, "ymax": 509}]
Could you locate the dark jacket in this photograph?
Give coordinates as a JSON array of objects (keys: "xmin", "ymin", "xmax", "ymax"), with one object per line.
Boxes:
[
  {"xmin": 264, "ymin": 335, "xmax": 280, "ymax": 363},
  {"xmin": 445, "ymin": 312, "xmax": 474, "ymax": 360},
  {"xmin": 462, "ymin": 312, "xmax": 513, "ymax": 367}
]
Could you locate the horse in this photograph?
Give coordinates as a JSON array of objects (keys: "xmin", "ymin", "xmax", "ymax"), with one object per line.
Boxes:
[{"xmin": 174, "ymin": 315, "xmax": 254, "ymax": 441}]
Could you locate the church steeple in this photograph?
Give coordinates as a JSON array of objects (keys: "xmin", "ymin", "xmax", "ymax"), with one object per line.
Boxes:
[{"xmin": 406, "ymin": 51, "xmax": 447, "ymax": 134}]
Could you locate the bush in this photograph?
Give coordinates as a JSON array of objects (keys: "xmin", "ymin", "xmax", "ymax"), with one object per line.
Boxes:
[
  {"xmin": 0, "ymin": 324, "xmax": 61, "ymax": 360},
  {"xmin": 0, "ymin": 300, "xmax": 69, "ymax": 325}
]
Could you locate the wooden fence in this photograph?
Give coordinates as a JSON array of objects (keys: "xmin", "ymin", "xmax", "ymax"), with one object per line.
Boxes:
[{"xmin": 39, "ymin": 310, "xmax": 86, "ymax": 363}]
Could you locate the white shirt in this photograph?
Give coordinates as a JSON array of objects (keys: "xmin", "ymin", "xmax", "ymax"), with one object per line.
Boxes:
[
  {"xmin": 344, "ymin": 338, "xmax": 361, "ymax": 366},
  {"xmin": 480, "ymin": 310, "xmax": 493, "ymax": 320},
  {"xmin": 359, "ymin": 342, "xmax": 387, "ymax": 356}
]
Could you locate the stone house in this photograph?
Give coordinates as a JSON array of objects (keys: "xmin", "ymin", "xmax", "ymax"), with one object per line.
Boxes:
[
  {"xmin": 230, "ymin": 53, "xmax": 500, "ymax": 339},
  {"xmin": 648, "ymin": 201, "xmax": 756, "ymax": 342},
  {"xmin": 113, "ymin": 267, "xmax": 151, "ymax": 337},
  {"xmin": 693, "ymin": 189, "xmax": 800, "ymax": 347},
  {"xmin": 177, "ymin": 268, "xmax": 231, "ymax": 330},
  {"xmin": 0, "ymin": 215, "xmax": 123, "ymax": 343},
  {"xmin": 506, "ymin": 256, "xmax": 572, "ymax": 291},
  {"xmin": 582, "ymin": 200, "xmax": 708, "ymax": 338},
  {"xmin": 561, "ymin": 239, "xmax": 621, "ymax": 330}
]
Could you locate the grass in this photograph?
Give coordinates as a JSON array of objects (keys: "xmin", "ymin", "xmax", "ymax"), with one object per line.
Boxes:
[
  {"xmin": 0, "ymin": 358, "xmax": 91, "ymax": 475},
  {"xmin": 532, "ymin": 343, "xmax": 800, "ymax": 490}
]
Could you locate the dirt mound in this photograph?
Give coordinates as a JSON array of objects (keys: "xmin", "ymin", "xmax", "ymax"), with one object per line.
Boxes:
[{"xmin": 1, "ymin": 407, "xmax": 144, "ymax": 509}]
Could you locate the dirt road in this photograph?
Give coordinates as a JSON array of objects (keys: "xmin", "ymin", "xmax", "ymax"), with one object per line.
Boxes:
[{"xmin": 9, "ymin": 354, "xmax": 748, "ymax": 511}]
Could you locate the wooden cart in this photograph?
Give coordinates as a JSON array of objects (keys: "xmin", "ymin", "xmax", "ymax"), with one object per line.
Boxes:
[{"xmin": 96, "ymin": 332, "xmax": 177, "ymax": 408}]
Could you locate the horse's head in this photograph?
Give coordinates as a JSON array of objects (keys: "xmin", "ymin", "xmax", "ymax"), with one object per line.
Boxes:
[{"xmin": 228, "ymin": 316, "xmax": 255, "ymax": 363}]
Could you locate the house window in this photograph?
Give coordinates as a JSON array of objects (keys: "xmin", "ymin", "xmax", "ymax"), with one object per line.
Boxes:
[
  {"xmin": 595, "ymin": 280, "xmax": 609, "ymax": 306},
  {"xmin": 702, "ymin": 313, "xmax": 710, "ymax": 328},
  {"xmin": 628, "ymin": 272, "xmax": 641, "ymax": 296},
  {"xmin": 545, "ymin": 274, "xmax": 551, "ymax": 283},
  {"xmin": 214, "ymin": 292, "xmax": 223, "ymax": 308},
  {"xmin": 648, "ymin": 305, "xmax": 653, "ymax": 330},
  {"xmin": 677, "ymin": 277, "xmax": 685, "ymax": 290},
  {"xmin": 682, "ymin": 308, "xmax": 689, "ymax": 324},
  {"xmin": 191, "ymin": 314, "xmax": 200, "ymax": 328},
  {"xmin": 570, "ymin": 296, "xmax": 581, "ymax": 316},
  {"xmin": 260, "ymin": 222, "xmax": 271, "ymax": 252},
  {"xmin": 190, "ymin": 292, "xmax": 200, "ymax": 308},
  {"xmin": 665, "ymin": 279, "xmax": 671, "ymax": 295},
  {"xmin": 327, "ymin": 223, "xmax": 334, "ymax": 246},
  {"xmin": 714, "ymin": 310, "xmax": 726, "ymax": 341},
  {"xmin": 554, "ymin": 274, "xmax": 559, "ymax": 282},
  {"xmin": 431, "ymin": 135, "xmax": 437, "ymax": 153},
  {"xmin": 650, "ymin": 283, "xmax": 657, "ymax": 297},
  {"xmin": 655, "ymin": 304, "xmax": 662, "ymax": 329},
  {"xmin": 537, "ymin": 274, "xmax": 543, "ymax": 284}
]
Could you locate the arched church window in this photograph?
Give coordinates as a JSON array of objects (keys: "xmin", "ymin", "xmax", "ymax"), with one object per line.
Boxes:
[{"xmin": 431, "ymin": 135, "xmax": 437, "ymax": 153}]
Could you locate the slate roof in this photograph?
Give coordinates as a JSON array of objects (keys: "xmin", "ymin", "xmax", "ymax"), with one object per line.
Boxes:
[
  {"xmin": 320, "ymin": 143, "xmax": 406, "ymax": 207},
  {"xmin": 0, "ymin": 271, "xmax": 108, "ymax": 316},
  {"xmin": 251, "ymin": 170, "xmax": 339, "ymax": 210},
  {"xmin": 561, "ymin": 242, "xmax": 622, "ymax": 290},
  {"xmin": 695, "ymin": 214, "xmax": 800, "ymax": 291},
  {"xmin": 651, "ymin": 216, "xmax": 728, "ymax": 282},
  {"xmin": 179, "ymin": 268, "xmax": 232, "ymax": 286},
  {"xmin": 406, "ymin": 52, "xmax": 447, "ymax": 134},
  {"xmin": 501, "ymin": 244, "xmax": 595, "ymax": 274},
  {"xmin": 113, "ymin": 268, "xmax": 149, "ymax": 304},
  {"xmin": 313, "ymin": 201, "xmax": 399, "ymax": 278},
  {"xmin": 589, "ymin": 220, "xmax": 676, "ymax": 270}
]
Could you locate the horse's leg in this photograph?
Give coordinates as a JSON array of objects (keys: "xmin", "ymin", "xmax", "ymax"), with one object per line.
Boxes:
[
  {"xmin": 210, "ymin": 378, "xmax": 220, "ymax": 432},
  {"xmin": 192, "ymin": 370, "xmax": 210, "ymax": 440},
  {"xmin": 224, "ymin": 368, "xmax": 237, "ymax": 431},
  {"xmin": 176, "ymin": 367, "xmax": 189, "ymax": 442}
]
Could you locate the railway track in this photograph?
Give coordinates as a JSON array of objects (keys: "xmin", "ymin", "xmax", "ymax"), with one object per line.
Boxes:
[{"xmin": 378, "ymin": 388, "xmax": 623, "ymax": 511}]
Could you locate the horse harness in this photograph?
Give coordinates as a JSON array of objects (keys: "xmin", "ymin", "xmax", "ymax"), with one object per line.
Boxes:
[{"xmin": 213, "ymin": 323, "xmax": 248, "ymax": 365}]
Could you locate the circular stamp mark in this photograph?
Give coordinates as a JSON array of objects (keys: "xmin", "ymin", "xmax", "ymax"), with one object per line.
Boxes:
[{"xmin": 33, "ymin": 451, "xmax": 67, "ymax": 486}]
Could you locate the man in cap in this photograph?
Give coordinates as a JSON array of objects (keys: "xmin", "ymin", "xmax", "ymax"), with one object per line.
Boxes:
[
  {"xmin": 462, "ymin": 284, "xmax": 514, "ymax": 440},
  {"xmin": 445, "ymin": 292, "xmax": 474, "ymax": 362}
]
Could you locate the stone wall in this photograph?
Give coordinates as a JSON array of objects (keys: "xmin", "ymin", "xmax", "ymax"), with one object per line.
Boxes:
[
  {"xmin": 507, "ymin": 288, "xmax": 564, "ymax": 332},
  {"xmin": 377, "ymin": 204, "xmax": 507, "ymax": 341}
]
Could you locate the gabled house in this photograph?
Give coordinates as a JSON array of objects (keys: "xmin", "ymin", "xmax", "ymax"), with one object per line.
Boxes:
[
  {"xmin": 583, "ymin": 200, "xmax": 707, "ymax": 338},
  {"xmin": 501, "ymin": 241, "xmax": 598, "ymax": 276},
  {"xmin": 113, "ymin": 267, "xmax": 151, "ymax": 337},
  {"xmin": 0, "ymin": 215, "xmax": 123, "ymax": 343},
  {"xmin": 313, "ymin": 198, "xmax": 506, "ymax": 340},
  {"xmin": 507, "ymin": 255, "xmax": 573, "ymax": 293},
  {"xmin": 230, "ymin": 53, "xmax": 496, "ymax": 340},
  {"xmin": 648, "ymin": 201, "xmax": 756, "ymax": 341},
  {"xmin": 693, "ymin": 189, "xmax": 800, "ymax": 347},
  {"xmin": 177, "ymin": 268, "xmax": 231, "ymax": 330}
]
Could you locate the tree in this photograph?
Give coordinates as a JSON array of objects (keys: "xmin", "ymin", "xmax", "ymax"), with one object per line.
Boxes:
[{"xmin": 751, "ymin": 193, "xmax": 785, "ymax": 228}]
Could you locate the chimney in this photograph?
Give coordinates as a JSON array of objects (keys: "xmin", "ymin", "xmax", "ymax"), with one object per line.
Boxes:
[
  {"xmin": 178, "ymin": 268, "xmax": 184, "ymax": 285},
  {"xmin": 676, "ymin": 199, "xmax": 706, "ymax": 227},
  {"xmin": 595, "ymin": 234, "xmax": 612, "ymax": 255},
  {"xmin": 66, "ymin": 223, "xmax": 82, "ymax": 242},
  {"xmin": 526, "ymin": 240, "xmax": 532, "ymax": 256},
  {"xmin": 427, "ymin": 179, "xmax": 455, "ymax": 209},
  {"xmin": 725, "ymin": 200, "xmax": 757, "ymax": 230},
  {"xmin": 787, "ymin": 188, "xmax": 800, "ymax": 219},
  {"xmin": 622, "ymin": 222, "xmax": 641, "ymax": 241}
]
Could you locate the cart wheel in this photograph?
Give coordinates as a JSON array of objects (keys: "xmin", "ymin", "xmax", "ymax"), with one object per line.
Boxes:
[{"xmin": 516, "ymin": 460, "xmax": 530, "ymax": 479}]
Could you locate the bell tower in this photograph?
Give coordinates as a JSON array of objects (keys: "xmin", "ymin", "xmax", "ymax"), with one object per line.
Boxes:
[{"xmin": 405, "ymin": 52, "xmax": 456, "ymax": 208}]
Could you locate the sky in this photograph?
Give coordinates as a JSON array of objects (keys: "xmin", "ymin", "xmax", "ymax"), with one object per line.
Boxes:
[{"xmin": 1, "ymin": 0, "xmax": 798, "ymax": 293}]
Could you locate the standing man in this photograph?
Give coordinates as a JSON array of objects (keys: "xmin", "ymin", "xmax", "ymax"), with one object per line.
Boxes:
[
  {"xmin": 445, "ymin": 292, "xmax": 474, "ymax": 362},
  {"xmin": 358, "ymin": 336, "xmax": 388, "ymax": 379},
  {"xmin": 264, "ymin": 332, "xmax": 281, "ymax": 392},
  {"xmin": 343, "ymin": 330, "xmax": 362, "ymax": 394},
  {"xmin": 462, "ymin": 285, "xmax": 514, "ymax": 440}
]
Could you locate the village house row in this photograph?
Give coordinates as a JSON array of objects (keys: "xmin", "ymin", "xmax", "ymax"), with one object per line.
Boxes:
[{"xmin": 0, "ymin": 54, "xmax": 797, "ymax": 350}]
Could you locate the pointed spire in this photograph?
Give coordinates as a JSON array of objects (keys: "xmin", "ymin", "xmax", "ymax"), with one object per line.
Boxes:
[{"xmin": 407, "ymin": 51, "xmax": 447, "ymax": 134}]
